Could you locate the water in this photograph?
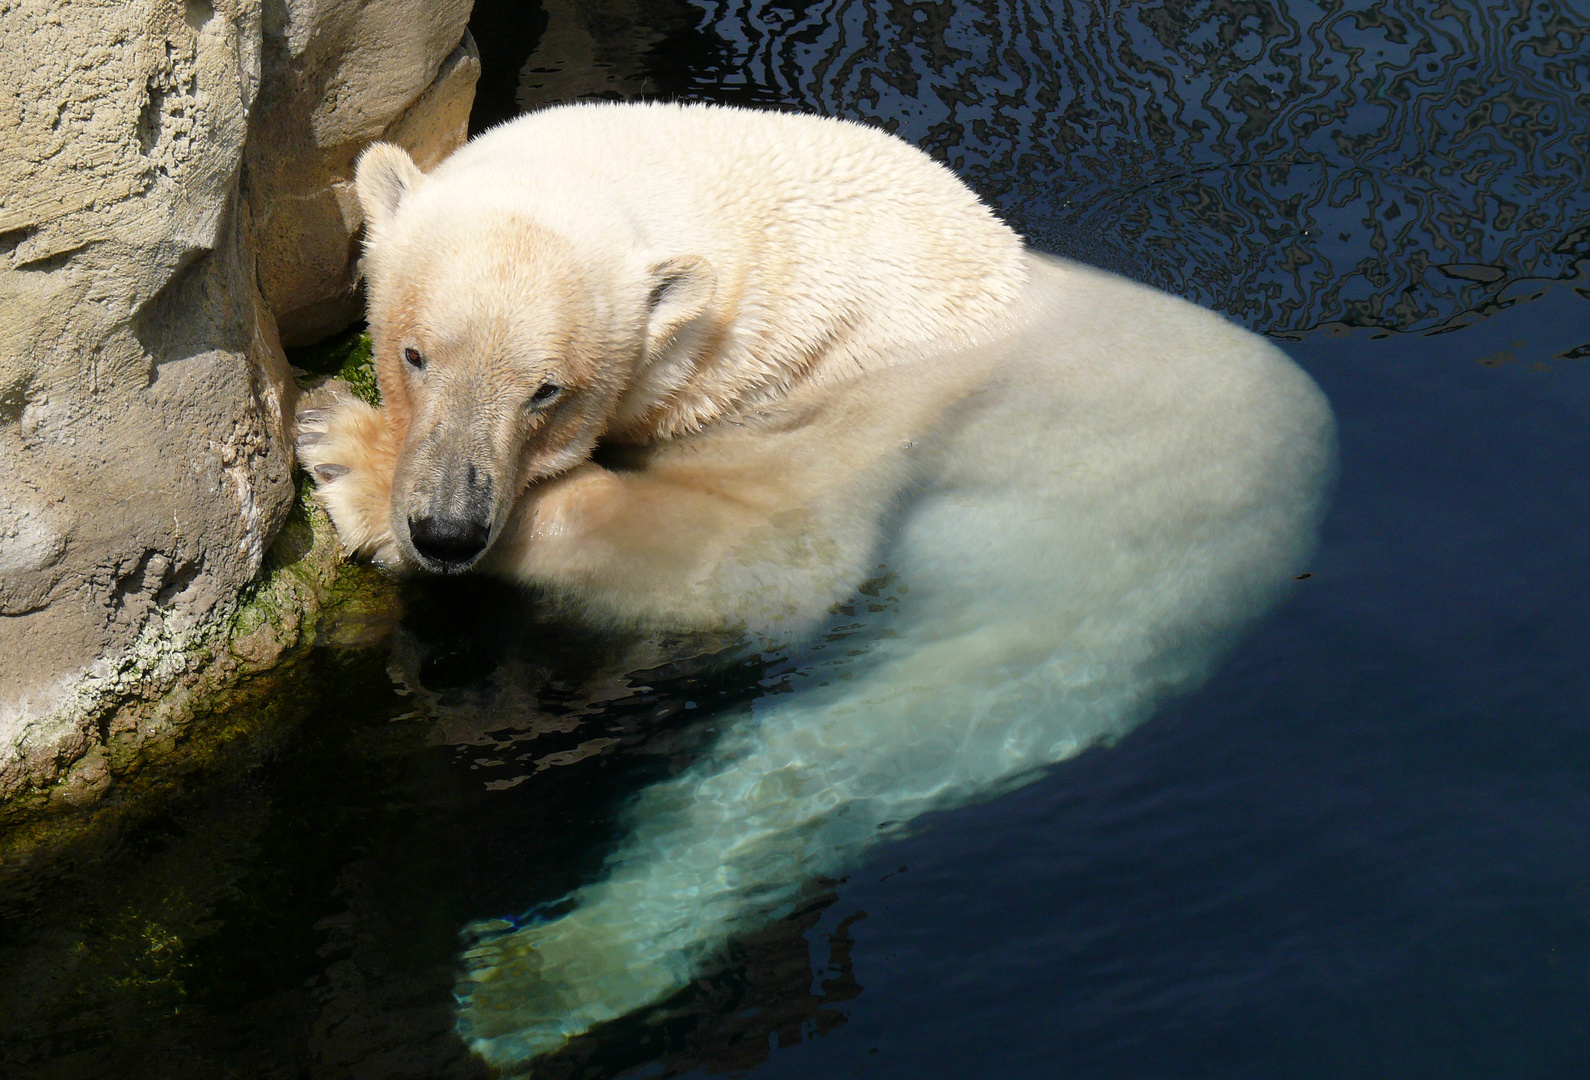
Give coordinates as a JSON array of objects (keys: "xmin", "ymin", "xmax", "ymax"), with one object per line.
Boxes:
[{"xmin": 5, "ymin": 1, "xmax": 1590, "ymax": 1076}]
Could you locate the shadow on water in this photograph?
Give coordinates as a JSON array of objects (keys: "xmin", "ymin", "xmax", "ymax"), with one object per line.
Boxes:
[
  {"xmin": 5, "ymin": 0, "xmax": 1590, "ymax": 1077},
  {"xmin": 0, "ymin": 572, "xmax": 858, "ymax": 1077}
]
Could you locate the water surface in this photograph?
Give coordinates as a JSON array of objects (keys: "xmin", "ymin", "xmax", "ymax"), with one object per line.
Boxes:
[{"xmin": 5, "ymin": 1, "xmax": 1590, "ymax": 1077}]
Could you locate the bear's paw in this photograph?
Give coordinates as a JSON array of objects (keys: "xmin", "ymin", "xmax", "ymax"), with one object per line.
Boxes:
[
  {"xmin": 295, "ymin": 382, "xmax": 404, "ymax": 567},
  {"xmin": 454, "ymin": 901, "xmax": 695, "ymax": 1066}
]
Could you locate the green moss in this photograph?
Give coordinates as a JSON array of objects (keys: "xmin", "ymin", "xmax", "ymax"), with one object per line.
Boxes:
[
  {"xmin": 286, "ymin": 323, "xmax": 380, "ymax": 405},
  {"xmin": 100, "ymin": 911, "xmax": 192, "ymax": 1013},
  {"xmin": 230, "ymin": 472, "xmax": 396, "ymax": 650}
]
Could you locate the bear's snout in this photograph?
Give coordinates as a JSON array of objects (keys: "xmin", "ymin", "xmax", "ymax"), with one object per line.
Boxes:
[
  {"xmin": 407, "ymin": 512, "xmax": 492, "ymax": 569},
  {"xmin": 401, "ymin": 440, "xmax": 498, "ymax": 570}
]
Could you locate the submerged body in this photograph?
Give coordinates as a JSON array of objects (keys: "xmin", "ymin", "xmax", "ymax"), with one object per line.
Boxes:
[{"xmin": 295, "ymin": 103, "xmax": 1334, "ymax": 1066}]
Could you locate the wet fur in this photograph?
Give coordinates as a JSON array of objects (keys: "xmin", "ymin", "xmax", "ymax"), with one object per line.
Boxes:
[
  {"xmin": 293, "ymin": 102, "xmax": 1335, "ymax": 1066},
  {"xmin": 300, "ymin": 102, "xmax": 1026, "ymax": 591}
]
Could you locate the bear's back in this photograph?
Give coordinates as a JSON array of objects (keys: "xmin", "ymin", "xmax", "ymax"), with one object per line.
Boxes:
[{"xmin": 431, "ymin": 103, "xmax": 1030, "ymax": 389}]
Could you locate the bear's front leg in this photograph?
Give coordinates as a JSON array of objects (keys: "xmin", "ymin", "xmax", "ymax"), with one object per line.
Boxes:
[
  {"xmin": 486, "ymin": 459, "xmax": 788, "ymax": 631},
  {"xmin": 294, "ymin": 383, "xmax": 405, "ymax": 567}
]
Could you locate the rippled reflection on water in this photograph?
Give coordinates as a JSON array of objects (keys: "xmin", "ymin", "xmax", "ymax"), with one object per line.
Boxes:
[
  {"xmin": 496, "ymin": 0, "xmax": 1590, "ymax": 335},
  {"xmin": 3, "ymin": 1, "xmax": 1590, "ymax": 1078},
  {"xmin": 684, "ymin": 0, "xmax": 1590, "ymax": 335}
]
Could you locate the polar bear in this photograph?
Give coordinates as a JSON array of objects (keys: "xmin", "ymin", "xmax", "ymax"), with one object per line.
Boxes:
[{"xmin": 295, "ymin": 102, "xmax": 1334, "ymax": 1066}]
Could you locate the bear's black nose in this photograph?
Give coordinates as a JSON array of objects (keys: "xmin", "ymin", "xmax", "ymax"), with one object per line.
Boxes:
[{"xmin": 408, "ymin": 514, "xmax": 491, "ymax": 567}]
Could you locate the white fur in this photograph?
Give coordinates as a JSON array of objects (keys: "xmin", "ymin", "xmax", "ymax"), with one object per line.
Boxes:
[
  {"xmin": 433, "ymin": 104, "xmax": 1024, "ymax": 427},
  {"xmin": 450, "ymin": 257, "xmax": 1334, "ymax": 1064},
  {"xmin": 294, "ymin": 103, "xmax": 1335, "ymax": 1066}
]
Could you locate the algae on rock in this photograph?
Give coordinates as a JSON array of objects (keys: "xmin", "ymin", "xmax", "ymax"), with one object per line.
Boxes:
[{"xmin": 1, "ymin": 327, "xmax": 394, "ymax": 853}]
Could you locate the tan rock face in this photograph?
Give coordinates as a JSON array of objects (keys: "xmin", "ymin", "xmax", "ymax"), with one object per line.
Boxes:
[
  {"xmin": 246, "ymin": 0, "xmax": 477, "ymax": 347},
  {"xmin": 0, "ymin": 0, "xmax": 477, "ymax": 804}
]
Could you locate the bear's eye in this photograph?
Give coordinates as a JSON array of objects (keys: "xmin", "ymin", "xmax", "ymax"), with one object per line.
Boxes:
[
  {"xmin": 530, "ymin": 383, "xmax": 562, "ymax": 406},
  {"xmin": 403, "ymin": 347, "xmax": 424, "ymax": 370}
]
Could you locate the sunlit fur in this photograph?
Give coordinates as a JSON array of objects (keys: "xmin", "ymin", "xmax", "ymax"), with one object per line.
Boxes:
[
  {"xmin": 303, "ymin": 102, "xmax": 1027, "ymax": 577},
  {"xmin": 294, "ymin": 102, "xmax": 1335, "ymax": 1067}
]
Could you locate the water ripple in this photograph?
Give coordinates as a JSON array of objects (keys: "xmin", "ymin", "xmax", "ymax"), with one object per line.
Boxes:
[{"xmin": 684, "ymin": 0, "xmax": 1590, "ymax": 333}]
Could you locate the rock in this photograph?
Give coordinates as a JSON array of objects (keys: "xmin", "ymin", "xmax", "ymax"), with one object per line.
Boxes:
[
  {"xmin": 246, "ymin": 1, "xmax": 477, "ymax": 347},
  {"xmin": 0, "ymin": 0, "xmax": 292, "ymax": 803},
  {"xmin": 384, "ymin": 34, "xmax": 483, "ymax": 171},
  {"xmin": 0, "ymin": 0, "xmax": 478, "ymax": 810}
]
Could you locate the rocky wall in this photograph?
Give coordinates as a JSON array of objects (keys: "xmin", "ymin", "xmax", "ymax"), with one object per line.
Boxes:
[
  {"xmin": 248, "ymin": 0, "xmax": 475, "ymax": 346},
  {"xmin": 0, "ymin": 0, "xmax": 476, "ymax": 810}
]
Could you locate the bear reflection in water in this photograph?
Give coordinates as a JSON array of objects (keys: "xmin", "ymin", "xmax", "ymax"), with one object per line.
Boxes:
[{"xmin": 295, "ymin": 103, "xmax": 1335, "ymax": 1065}]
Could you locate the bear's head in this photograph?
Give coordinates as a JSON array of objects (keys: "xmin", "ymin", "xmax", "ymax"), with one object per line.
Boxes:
[{"xmin": 353, "ymin": 143, "xmax": 716, "ymax": 573}]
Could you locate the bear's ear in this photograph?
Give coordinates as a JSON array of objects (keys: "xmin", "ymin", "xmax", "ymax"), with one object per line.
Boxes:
[
  {"xmin": 355, "ymin": 143, "xmax": 424, "ymax": 230},
  {"xmin": 644, "ymin": 255, "xmax": 716, "ymax": 355}
]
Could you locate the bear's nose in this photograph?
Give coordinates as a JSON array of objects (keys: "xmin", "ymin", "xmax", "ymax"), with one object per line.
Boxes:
[{"xmin": 408, "ymin": 513, "xmax": 491, "ymax": 567}]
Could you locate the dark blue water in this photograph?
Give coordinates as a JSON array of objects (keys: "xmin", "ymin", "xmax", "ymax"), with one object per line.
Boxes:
[
  {"xmin": 747, "ymin": 283, "xmax": 1590, "ymax": 1080},
  {"xmin": 5, "ymin": 1, "xmax": 1590, "ymax": 1077}
]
